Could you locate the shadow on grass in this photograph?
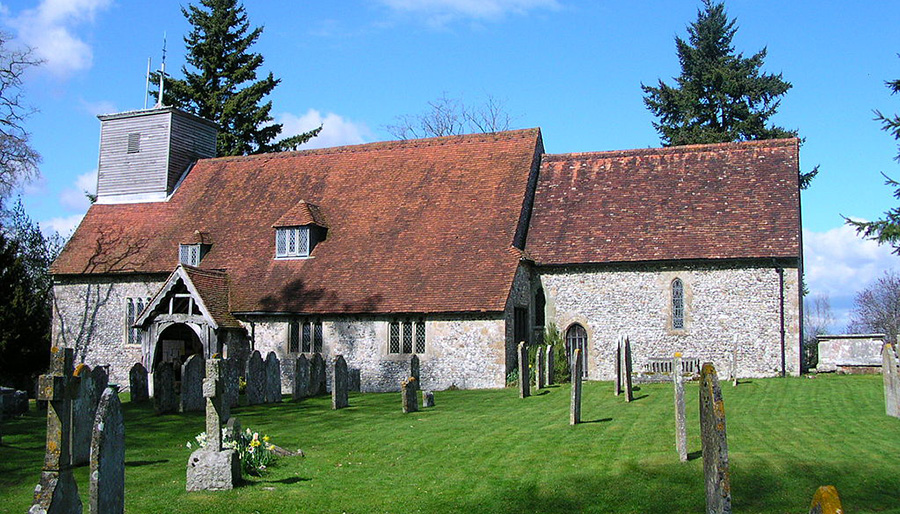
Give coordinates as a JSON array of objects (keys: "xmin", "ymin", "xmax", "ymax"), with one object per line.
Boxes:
[
  {"xmin": 687, "ymin": 450, "xmax": 702, "ymax": 461},
  {"xmin": 581, "ymin": 418, "xmax": 612, "ymax": 424},
  {"xmin": 260, "ymin": 476, "xmax": 310, "ymax": 485}
]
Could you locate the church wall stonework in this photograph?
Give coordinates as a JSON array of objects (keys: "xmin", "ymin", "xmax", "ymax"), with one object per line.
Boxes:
[
  {"xmin": 539, "ymin": 262, "xmax": 801, "ymax": 379},
  {"xmin": 52, "ymin": 275, "xmax": 166, "ymax": 386}
]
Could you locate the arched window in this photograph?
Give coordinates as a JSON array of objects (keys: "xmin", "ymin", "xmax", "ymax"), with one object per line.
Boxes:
[
  {"xmin": 565, "ymin": 323, "xmax": 588, "ymax": 378},
  {"xmin": 672, "ymin": 278, "xmax": 685, "ymax": 329}
]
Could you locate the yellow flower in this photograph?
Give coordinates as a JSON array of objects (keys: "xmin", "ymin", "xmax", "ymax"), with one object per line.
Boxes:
[{"xmin": 263, "ymin": 435, "xmax": 270, "ymax": 443}]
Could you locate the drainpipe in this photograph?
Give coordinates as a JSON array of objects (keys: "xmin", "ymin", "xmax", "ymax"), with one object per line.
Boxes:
[{"xmin": 776, "ymin": 266, "xmax": 786, "ymax": 377}]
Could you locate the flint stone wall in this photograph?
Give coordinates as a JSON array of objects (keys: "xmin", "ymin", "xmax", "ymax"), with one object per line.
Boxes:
[
  {"xmin": 539, "ymin": 262, "xmax": 801, "ymax": 380},
  {"xmin": 817, "ymin": 334, "xmax": 884, "ymax": 373}
]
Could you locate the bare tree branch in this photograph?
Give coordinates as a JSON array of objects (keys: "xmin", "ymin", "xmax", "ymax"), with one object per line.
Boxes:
[
  {"xmin": 386, "ymin": 92, "xmax": 516, "ymax": 140},
  {"xmin": 0, "ymin": 33, "xmax": 41, "ymax": 199}
]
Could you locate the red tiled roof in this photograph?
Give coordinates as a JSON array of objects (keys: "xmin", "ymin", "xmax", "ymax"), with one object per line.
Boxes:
[
  {"xmin": 526, "ymin": 139, "xmax": 801, "ymax": 265},
  {"xmin": 53, "ymin": 129, "xmax": 544, "ymax": 314},
  {"xmin": 273, "ymin": 200, "xmax": 328, "ymax": 228},
  {"xmin": 182, "ymin": 266, "xmax": 242, "ymax": 328}
]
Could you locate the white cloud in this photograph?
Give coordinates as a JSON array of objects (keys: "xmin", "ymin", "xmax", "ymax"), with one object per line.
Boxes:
[
  {"xmin": 803, "ymin": 224, "xmax": 900, "ymax": 332},
  {"xmin": 59, "ymin": 168, "xmax": 96, "ymax": 211},
  {"xmin": 79, "ymin": 98, "xmax": 116, "ymax": 116},
  {"xmin": 378, "ymin": 0, "xmax": 559, "ymax": 25},
  {"xmin": 44, "ymin": 212, "xmax": 84, "ymax": 237},
  {"xmin": 278, "ymin": 110, "xmax": 371, "ymax": 150},
  {"xmin": 4, "ymin": 0, "xmax": 113, "ymax": 77}
]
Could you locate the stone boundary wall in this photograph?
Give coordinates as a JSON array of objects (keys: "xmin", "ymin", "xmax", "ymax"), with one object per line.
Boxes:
[
  {"xmin": 817, "ymin": 334, "xmax": 885, "ymax": 374},
  {"xmin": 538, "ymin": 262, "xmax": 801, "ymax": 380}
]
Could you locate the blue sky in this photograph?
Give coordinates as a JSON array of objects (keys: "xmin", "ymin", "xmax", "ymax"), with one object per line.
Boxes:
[{"xmin": 2, "ymin": 0, "xmax": 899, "ymax": 331}]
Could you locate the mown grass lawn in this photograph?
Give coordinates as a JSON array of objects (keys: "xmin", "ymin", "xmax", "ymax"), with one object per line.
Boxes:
[{"xmin": 2, "ymin": 374, "xmax": 899, "ymax": 513}]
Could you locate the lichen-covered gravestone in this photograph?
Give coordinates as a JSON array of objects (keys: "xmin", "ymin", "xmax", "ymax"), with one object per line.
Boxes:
[
  {"xmin": 570, "ymin": 348, "xmax": 583, "ymax": 425},
  {"xmin": 71, "ymin": 363, "xmax": 96, "ymax": 467},
  {"xmin": 309, "ymin": 353, "xmax": 325, "ymax": 396},
  {"xmin": 265, "ymin": 352, "xmax": 281, "ymax": 403},
  {"xmin": 30, "ymin": 347, "xmax": 83, "ymax": 514},
  {"xmin": 129, "ymin": 363, "xmax": 149, "ymax": 403},
  {"xmin": 186, "ymin": 358, "xmax": 240, "ymax": 491},
  {"xmin": 518, "ymin": 342, "xmax": 530, "ymax": 399},
  {"xmin": 409, "ymin": 354, "xmax": 420, "ymax": 388},
  {"xmin": 224, "ymin": 358, "xmax": 240, "ymax": 409},
  {"xmin": 180, "ymin": 355, "xmax": 205, "ymax": 413},
  {"xmin": 332, "ymin": 355, "xmax": 349, "ymax": 410},
  {"xmin": 699, "ymin": 362, "xmax": 731, "ymax": 514},
  {"xmin": 292, "ymin": 355, "xmax": 310, "ymax": 401},
  {"xmin": 90, "ymin": 385, "xmax": 124, "ymax": 514},
  {"xmin": 808, "ymin": 485, "xmax": 843, "ymax": 514},
  {"xmin": 153, "ymin": 362, "xmax": 177, "ymax": 415},
  {"xmin": 545, "ymin": 344, "xmax": 555, "ymax": 386},
  {"xmin": 245, "ymin": 351, "xmax": 265, "ymax": 406},
  {"xmin": 401, "ymin": 377, "xmax": 418, "ymax": 413},
  {"xmin": 673, "ymin": 353, "xmax": 688, "ymax": 462},
  {"xmin": 422, "ymin": 390, "xmax": 435, "ymax": 408},
  {"xmin": 882, "ymin": 343, "xmax": 900, "ymax": 418}
]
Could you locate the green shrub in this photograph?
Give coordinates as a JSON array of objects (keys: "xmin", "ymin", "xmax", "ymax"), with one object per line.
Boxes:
[{"xmin": 546, "ymin": 323, "xmax": 570, "ymax": 383}]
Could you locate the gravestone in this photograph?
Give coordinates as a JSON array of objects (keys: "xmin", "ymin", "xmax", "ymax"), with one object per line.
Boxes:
[
  {"xmin": 265, "ymin": 352, "xmax": 281, "ymax": 403},
  {"xmin": 153, "ymin": 362, "xmax": 177, "ymax": 415},
  {"xmin": 129, "ymin": 363, "xmax": 149, "ymax": 403},
  {"xmin": 224, "ymin": 358, "xmax": 240, "ymax": 409},
  {"xmin": 245, "ymin": 351, "xmax": 265, "ymax": 406},
  {"xmin": 518, "ymin": 342, "xmax": 530, "ymax": 399},
  {"xmin": 309, "ymin": 353, "xmax": 326, "ymax": 396},
  {"xmin": 187, "ymin": 357, "xmax": 240, "ymax": 491},
  {"xmin": 699, "ymin": 362, "xmax": 731, "ymax": 514},
  {"xmin": 673, "ymin": 353, "xmax": 688, "ymax": 462},
  {"xmin": 225, "ymin": 417, "xmax": 241, "ymax": 442},
  {"xmin": 91, "ymin": 366, "xmax": 109, "ymax": 399},
  {"xmin": 422, "ymin": 390, "xmax": 435, "ymax": 408},
  {"xmin": 571, "ymin": 348, "xmax": 583, "ymax": 425},
  {"xmin": 535, "ymin": 346, "xmax": 546, "ymax": 390},
  {"xmin": 292, "ymin": 355, "xmax": 310, "ymax": 401},
  {"xmin": 332, "ymin": 355, "xmax": 349, "ymax": 410},
  {"xmin": 401, "ymin": 377, "xmax": 418, "ymax": 413},
  {"xmin": 614, "ymin": 338, "xmax": 622, "ymax": 396},
  {"xmin": 349, "ymin": 368, "xmax": 361, "ymax": 392},
  {"xmin": 71, "ymin": 364, "xmax": 96, "ymax": 467},
  {"xmin": 731, "ymin": 335, "xmax": 739, "ymax": 387},
  {"xmin": 180, "ymin": 355, "xmax": 205, "ymax": 413},
  {"xmin": 409, "ymin": 354, "xmax": 420, "ymax": 387},
  {"xmin": 0, "ymin": 395, "xmax": 4, "ymax": 445},
  {"xmin": 882, "ymin": 343, "xmax": 900, "ymax": 418},
  {"xmin": 89, "ymin": 385, "xmax": 124, "ymax": 514},
  {"xmin": 545, "ymin": 344, "xmax": 555, "ymax": 386},
  {"xmin": 621, "ymin": 335, "xmax": 634, "ymax": 402},
  {"xmin": 30, "ymin": 346, "xmax": 83, "ymax": 514},
  {"xmin": 808, "ymin": 485, "xmax": 843, "ymax": 514}
]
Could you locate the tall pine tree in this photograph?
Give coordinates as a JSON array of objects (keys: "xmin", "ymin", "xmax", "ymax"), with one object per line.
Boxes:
[
  {"xmin": 159, "ymin": 0, "xmax": 318, "ymax": 156},
  {"xmin": 642, "ymin": 1, "xmax": 816, "ymax": 187}
]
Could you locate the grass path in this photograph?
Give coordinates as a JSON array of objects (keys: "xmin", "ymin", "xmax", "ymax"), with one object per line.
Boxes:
[{"xmin": 2, "ymin": 374, "xmax": 899, "ymax": 513}]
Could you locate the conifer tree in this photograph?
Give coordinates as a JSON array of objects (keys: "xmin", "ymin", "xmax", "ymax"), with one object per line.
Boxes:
[
  {"xmin": 642, "ymin": 1, "xmax": 816, "ymax": 187},
  {"xmin": 159, "ymin": 0, "xmax": 318, "ymax": 156}
]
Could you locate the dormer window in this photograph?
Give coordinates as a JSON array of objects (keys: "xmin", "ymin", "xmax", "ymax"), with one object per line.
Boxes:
[
  {"xmin": 179, "ymin": 243, "xmax": 209, "ymax": 266},
  {"xmin": 276, "ymin": 226, "xmax": 310, "ymax": 258}
]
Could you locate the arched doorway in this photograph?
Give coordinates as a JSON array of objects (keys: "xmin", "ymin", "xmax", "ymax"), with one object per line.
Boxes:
[
  {"xmin": 154, "ymin": 323, "xmax": 204, "ymax": 379},
  {"xmin": 565, "ymin": 323, "xmax": 588, "ymax": 379}
]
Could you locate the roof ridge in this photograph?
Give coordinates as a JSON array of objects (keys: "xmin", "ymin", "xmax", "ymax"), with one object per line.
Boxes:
[
  {"xmin": 205, "ymin": 128, "xmax": 541, "ymax": 164},
  {"xmin": 543, "ymin": 137, "xmax": 799, "ymax": 162}
]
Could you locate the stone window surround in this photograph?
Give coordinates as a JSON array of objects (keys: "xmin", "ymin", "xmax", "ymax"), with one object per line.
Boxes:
[
  {"xmin": 664, "ymin": 273, "xmax": 692, "ymax": 335},
  {"xmin": 287, "ymin": 318, "xmax": 323, "ymax": 354},
  {"xmin": 125, "ymin": 297, "xmax": 151, "ymax": 347},
  {"xmin": 385, "ymin": 318, "xmax": 426, "ymax": 358}
]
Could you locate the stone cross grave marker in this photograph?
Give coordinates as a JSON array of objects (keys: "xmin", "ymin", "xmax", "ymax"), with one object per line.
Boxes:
[
  {"xmin": 224, "ymin": 357, "xmax": 240, "ymax": 409},
  {"xmin": 518, "ymin": 342, "xmax": 530, "ymax": 399},
  {"xmin": 410, "ymin": 354, "xmax": 420, "ymax": 386},
  {"xmin": 673, "ymin": 353, "xmax": 688, "ymax": 462},
  {"xmin": 422, "ymin": 390, "xmax": 435, "ymax": 408},
  {"xmin": 622, "ymin": 335, "xmax": 634, "ymax": 402},
  {"xmin": 883, "ymin": 343, "xmax": 900, "ymax": 418},
  {"xmin": 71, "ymin": 364, "xmax": 95, "ymax": 467},
  {"xmin": 332, "ymin": 355, "xmax": 349, "ymax": 410},
  {"xmin": 180, "ymin": 354, "xmax": 205, "ymax": 413},
  {"xmin": 808, "ymin": 485, "xmax": 843, "ymax": 514},
  {"xmin": 292, "ymin": 355, "xmax": 310, "ymax": 401},
  {"xmin": 570, "ymin": 348, "xmax": 583, "ymax": 425},
  {"xmin": 699, "ymin": 362, "xmax": 731, "ymax": 514},
  {"xmin": 186, "ymin": 357, "xmax": 241, "ymax": 492},
  {"xmin": 30, "ymin": 346, "xmax": 83, "ymax": 514},
  {"xmin": 129, "ymin": 363, "xmax": 149, "ymax": 403},
  {"xmin": 89, "ymin": 385, "xmax": 124, "ymax": 514},
  {"xmin": 309, "ymin": 353, "xmax": 325, "ymax": 397},
  {"xmin": 265, "ymin": 352, "xmax": 282, "ymax": 403},
  {"xmin": 402, "ymin": 377, "xmax": 418, "ymax": 413},
  {"xmin": 546, "ymin": 344, "xmax": 555, "ymax": 386},
  {"xmin": 731, "ymin": 335, "xmax": 739, "ymax": 387},
  {"xmin": 245, "ymin": 351, "xmax": 265, "ymax": 405},
  {"xmin": 536, "ymin": 346, "xmax": 546, "ymax": 390},
  {"xmin": 153, "ymin": 361, "xmax": 177, "ymax": 414}
]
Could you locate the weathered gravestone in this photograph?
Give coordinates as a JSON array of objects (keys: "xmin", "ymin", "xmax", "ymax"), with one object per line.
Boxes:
[
  {"xmin": 570, "ymin": 348, "xmax": 583, "ymax": 425},
  {"xmin": 245, "ymin": 351, "xmax": 265, "ymax": 406},
  {"xmin": 0, "ymin": 395, "xmax": 4, "ymax": 446},
  {"xmin": 180, "ymin": 354, "xmax": 205, "ymax": 413},
  {"xmin": 883, "ymin": 343, "xmax": 900, "ymax": 418},
  {"xmin": 731, "ymin": 335, "xmax": 739, "ymax": 387},
  {"xmin": 422, "ymin": 390, "xmax": 435, "ymax": 408},
  {"xmin": 614, "ymin": 338, "xmax": 622, "ymax": 396},
  {"xmin": 71, "ymin": 364, "xmax": 97, "ymax": 467},
  {"xmin": 129, "ymin": 363, "xmax": 149, "ymax": 403},
  {"xmin": 699, "ymin": 362, "xmax": 731, "ymax": 514},
  {"xmin": 535, "ymin": 346, "xmax": 546, "ymax": 390},
  {"xmin": 90, "ymin": 366, "xmax": 109, "ymax": 399},
  {"xmin": 401, "ymin": 377, "xmax": 418, "ymax": 413},
  {"xmin": 153, "ymin": 362, "xmax": 177, "ymax": 415},
  {"xmin": 409, "ymin": 354, "xmax": 420, "ymax": 388},
  {"xmin": 545, "ymin": 344, "xmax": 555, "ymax": 386},
  {"xmin": 332, "ymin": 355, "xmax": 349, "ymax": 410},
  {"xmin": 518, "ymin": 342, "xmax": 530, "ymax": 399},
  {"xmin": 292, "ymin": 355, "xmax": 310, "ymax": 401},
  {"xmin": 186, "ymin": 358, "xmax": 240, "ymax": 491},
  {"xmin": 30, "ymin": 346, "xmax": 83, "ymax": 514},
  {"xmin": 673, "ymin": 353, "xmax": 688, "ymax": 462},
  {"xmin": 620, "ymin": 335, "xmax": 634, "ymax": 402},
  {"xmin": 808, "ymin": 485, "xmax": 843, "ymax": 514},
  {"xmin": 224, "ymin": 358, "xmax": 240, "ymax": 409},
  {"xmin": 349, "ymin": 368, "xmax": 361, "ymax": 392},
  {"xmin": 265, "ymin": 352, "xmax": 281, "ymax": 403},
  {"xmin": 309, "ymin": 353, "xmax": 326, "ymax": 396},
  {"xmin": 89, "ymin": 385, "xmax": 124, "ymax": 514}
]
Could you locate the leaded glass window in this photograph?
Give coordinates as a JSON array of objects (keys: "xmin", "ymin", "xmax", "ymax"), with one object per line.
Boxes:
[
  {"xmin": 301, "ymin": 322, "xmax": 311, "ymax": 352},
  {"xmin": 289, "ymin": 319, "xmax": 323, "ymax": 353},
  {"xmin": 402, "ymin": 321, "xmax": 413, "ymax": 353},
  {"xmin": 179, "ymin": 244, "xmax": 201, "ymax": 266},
  {"xmin": 314, "ymin": 322, "xmax": 323, "ymax": 353},
  {"xmin": 388, "ymin": 319, "xmax": 426, "ymax": 354},
  {"xmin": 415, "ymin": 321, "xmax": 426, "ymax": 354},
  {"xmin": 125, "ymin": 297, "xmax": 150, "ymax": 346},
  {"xmin": 275, "ymin": 226, "xmax": 311, "ymax": 258},
  {"xmin": 289, "ymin": 322, "xmax": 300, "ymax": 353},
  {"xmin": 565, "ymin": 324, "xmax": 588, "ymax": 379},
  {"xmin": 672, "ymin": 278, "xmax": 685, "ymax": 329},
  {"xmin": 389, "ymin": 321, "xmax": 400, "ymax": 353}
]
